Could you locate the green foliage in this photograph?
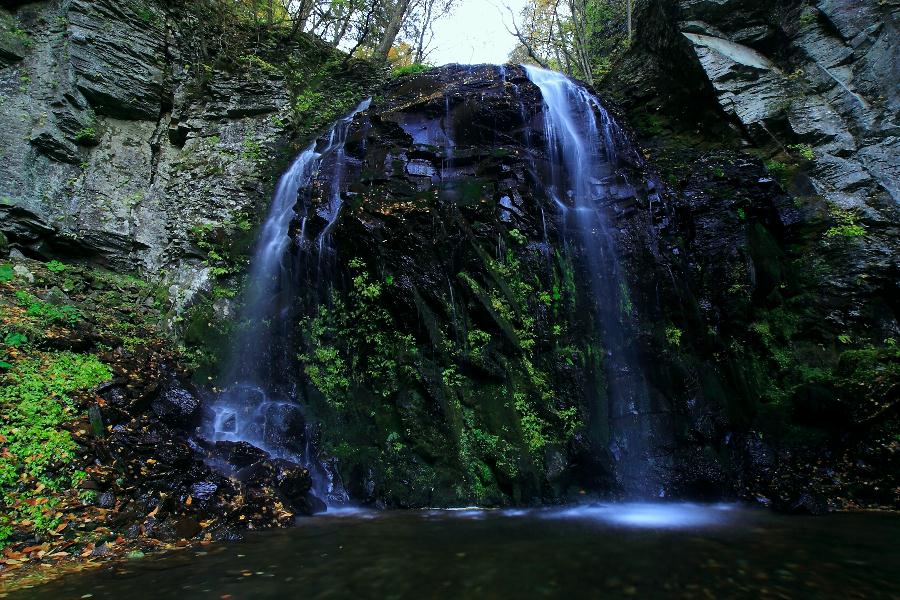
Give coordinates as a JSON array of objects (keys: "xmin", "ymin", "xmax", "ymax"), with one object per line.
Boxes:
[
  {"xmin": 73, "ymin": 127, "xmax": 97, "ymax": 144},
  {"xmin": 189, "ymin": 214, "xmax": 254, "ymax": 282},
  {"xmin": 788, "ymin": 143, "xmax": 814, "ymax": 161},
  {"xmin": 4, "ymin": 332, "xmax": 27, "ymax": 347},
  {"xmin": 392, "ymin": 63, "xmax": 431, "ymax": 77},
  {"xmin": 619, "ymin": 282, "xmax": 634, "ymax": 317},
  {"xmin": 15, "ymin": 291, "xmax": 82, "ymax": 326},
  {"xmin": 46, "ymin": 259, "xmax": 67, "ymax": 273},
  {"xmin": 0, "ymin": 352, "xmax": 110, "ymax": 546},
  {"xmin": 0, "ymin": 264, "xmax": 13, "ymax": 283},
  {"xmin": 632, "ymin": 113, "xmax": 666, "ymax": 136},
  {"xmin": 135, "ymin": 6, "xmax": 157, "ymax": 24},
  {"xmin": 508, "ymin": 228, "xmax": 527, "ymax": 245},
  {"xmin": 799, "ymin": 9, "xmax": 818, "ymax": 26},
  {"xmin": 242, "ymin": 136, "xmax": 263, "ymax": 161},
  {"xmin": 301, "ymin": 258, "xmax": 418, "ymax": 409},
  {"xmin": 765, "ymin": 159, "xmax": 789, "ymax": 185},
  {"xmin": 441, "ymin": 365, "xmax": 466, "ymax": 388},
  {"xmin": 824, "ymin": 207, "xmax": 866, "ymax": 239},
  {"xmin": 242, "ymin": 53, "xmax": 279, "ymax": 75},
  {"xmin": 466, "ymin": 329, "xmax": 492, "ymax": 361},
  {"xmin": 513, "ymin": 391, "xmax": 547, "ymax": 456},
  {"xmin": 665, "ymin": 325, "xmax": 683, "ymax": 348}
]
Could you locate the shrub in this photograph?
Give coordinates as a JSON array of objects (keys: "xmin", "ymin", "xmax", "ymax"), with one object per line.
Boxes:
[
  {"xmin": 46, "ymin": 259, "xmax": 67, "ymax": 272},
  {"xmin": 392, "ymin": 63, "xmax": 431, "ymax": 77}
]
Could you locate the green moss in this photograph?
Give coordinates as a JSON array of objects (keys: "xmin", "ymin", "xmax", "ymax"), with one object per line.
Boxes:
[{"xmin": 0, "ymin": 352, "xmax": 111, "ymax": 547}]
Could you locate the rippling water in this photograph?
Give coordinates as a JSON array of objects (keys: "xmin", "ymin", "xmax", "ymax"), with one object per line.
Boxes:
[{"xmin": 8, "ymin": 504, "xmax": 899, "ymax": 599}]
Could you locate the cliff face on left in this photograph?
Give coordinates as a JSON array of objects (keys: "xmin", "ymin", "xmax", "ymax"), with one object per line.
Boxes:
[
  {"xmin": 0, "ymin": 0, "xmax": 380, "ymax": 568},
  {"xmin": 1, "ymin": 0, "xmax": 378, "ymax": 308}
]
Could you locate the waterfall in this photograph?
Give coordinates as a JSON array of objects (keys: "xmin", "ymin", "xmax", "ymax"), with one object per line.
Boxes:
[
  {"xmin": 523, "ymin": 65, "xmax": 659, "ymax": 497},
  {"xmin": 199, "ymin": 99, "xmax": 371, "ymax": 503}
]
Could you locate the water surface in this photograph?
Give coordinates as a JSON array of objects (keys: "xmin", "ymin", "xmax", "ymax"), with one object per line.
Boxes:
[{"xmin": 9, "ymin": 504, "xmax": 899, "ymax": 599}]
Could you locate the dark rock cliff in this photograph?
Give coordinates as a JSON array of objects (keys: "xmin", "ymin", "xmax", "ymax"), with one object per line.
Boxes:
[
  {"xmin": 602, "ymin": 0, "xmax": 899, "ymax": 511},
  {"xmin": 292, "ymin": 65, "xmax": 654, "ymax": 506}
]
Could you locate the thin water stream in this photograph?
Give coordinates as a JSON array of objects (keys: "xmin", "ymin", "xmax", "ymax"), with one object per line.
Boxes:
[
  {"xmin": 199, "ymin": 99, "xmax": 371, "ymax": 502},
  {"xmin": 523, "ymin": 66, "xmax": 664, "ymax": 496}
]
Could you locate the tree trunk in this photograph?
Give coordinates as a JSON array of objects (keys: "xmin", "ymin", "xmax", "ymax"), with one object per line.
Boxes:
[
  {"xmin": 415, "ymin": 0, "xmax": 435, "ymax": 63},
  {"xmin": 627, "ymin": 0, "xmax": 633, "ymax": 39},
  {"xmin": 375, "ymin": 0, "xmax": 413, "ymax": 60}
]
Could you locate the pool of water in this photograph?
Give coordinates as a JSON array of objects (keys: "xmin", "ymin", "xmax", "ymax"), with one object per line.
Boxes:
[{"xmin": 7, "ymin": 503, "xmax": 899, "ymax": 599}]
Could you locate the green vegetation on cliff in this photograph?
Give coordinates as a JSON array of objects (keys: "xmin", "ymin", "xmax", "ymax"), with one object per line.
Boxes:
[{"xmin": 0, "ymin": 258, "xmax": 169, "ymax": 548}]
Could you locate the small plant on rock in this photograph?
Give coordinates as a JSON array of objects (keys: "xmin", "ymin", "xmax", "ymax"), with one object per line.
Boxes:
[{"xmin": 825, "ymin": 207, "xmax": 866, "ymax": 240}]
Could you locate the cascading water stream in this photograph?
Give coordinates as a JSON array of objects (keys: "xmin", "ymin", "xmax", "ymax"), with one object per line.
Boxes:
[
  {"xmin": 199, "ymin": 99, "xmax": 371, "ymax": 503},
  {"xmin": 522, "ymin": 65, "xmax": 659, "ymax": 497}
]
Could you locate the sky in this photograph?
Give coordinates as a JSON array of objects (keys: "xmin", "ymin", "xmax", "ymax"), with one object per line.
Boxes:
[{"xmin": 425, "ymin": 0, "xmax": 530, "ymax": 65}]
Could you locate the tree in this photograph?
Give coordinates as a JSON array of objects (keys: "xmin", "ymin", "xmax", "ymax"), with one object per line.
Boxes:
[
  {"xmin": 403, "ymin": 0, "xmax": 459, "ymax": 64},
  {"xmin": 375, "ymin": 0, "xmax": 414, "ymax": 60},
  {"xmin": 505, "ymin": 0, "xmax": 631, "ymax": 82}
]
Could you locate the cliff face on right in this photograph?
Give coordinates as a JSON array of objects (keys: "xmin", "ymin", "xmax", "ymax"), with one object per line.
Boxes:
[{"xmin": 602, "ymin": 0, "xmax": 899, "ymax": 511}]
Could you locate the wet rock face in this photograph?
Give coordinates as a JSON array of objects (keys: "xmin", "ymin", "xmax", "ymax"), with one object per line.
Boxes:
[
  {"xmin": 151, "ymin": 373, "xmax": 202, "ymax": 427},
  {"xmin": 0, "ymin": 0, "xmax": 379, "ymax": 314},
  {"xmin": 609, "ymin": 0, "xmax": 900, "ymax": 207},
  {"xmin": 289, "ymin": 64, "xmax": 660, "ymax": 506},
  {"xmin": 604, "ymin": 1, "xmax": 900, "ymax": 311},
  {"xmin": 597, "ymin": 0, "xmax": 899, "ymax": 511},
  {"xmin": 0, "ymin": 0, "xmax": 278, "ymax": 298}
]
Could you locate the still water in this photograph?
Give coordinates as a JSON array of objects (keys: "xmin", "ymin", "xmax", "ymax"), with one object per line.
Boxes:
[{"xmin": 9, "ymin": 504, "xmax": 899, "ymax": 599}]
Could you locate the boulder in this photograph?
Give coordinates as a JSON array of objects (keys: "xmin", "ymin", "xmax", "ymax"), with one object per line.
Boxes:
[{"xmin": 152, "ymin": 380, "xmax": 202, "ymax": 428}]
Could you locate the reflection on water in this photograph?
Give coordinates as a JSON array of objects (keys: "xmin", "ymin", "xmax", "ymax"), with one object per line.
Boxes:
[
  {"xmin": 7, "ymin": 504, "xmax": 899, "ymax": 600},
  {"xmin": 548, "ymin": 503, "xmax": 737, "ymax": 528}
]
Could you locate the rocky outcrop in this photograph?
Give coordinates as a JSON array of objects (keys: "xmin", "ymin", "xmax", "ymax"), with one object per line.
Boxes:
[
  {"xmin": 602, "ymin": 0, "xmax": 899, "ymax": 510},
  {"xmin": 0, "ymin": 0, "xmax": 380, "ymax": 312},
  {"xmin": 607, "ymin": 0, "xmax": 899, "ymax": 210},
  {"xmin": 283, "ymin": 64, "xmax": 667, "ymax": 506}
]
